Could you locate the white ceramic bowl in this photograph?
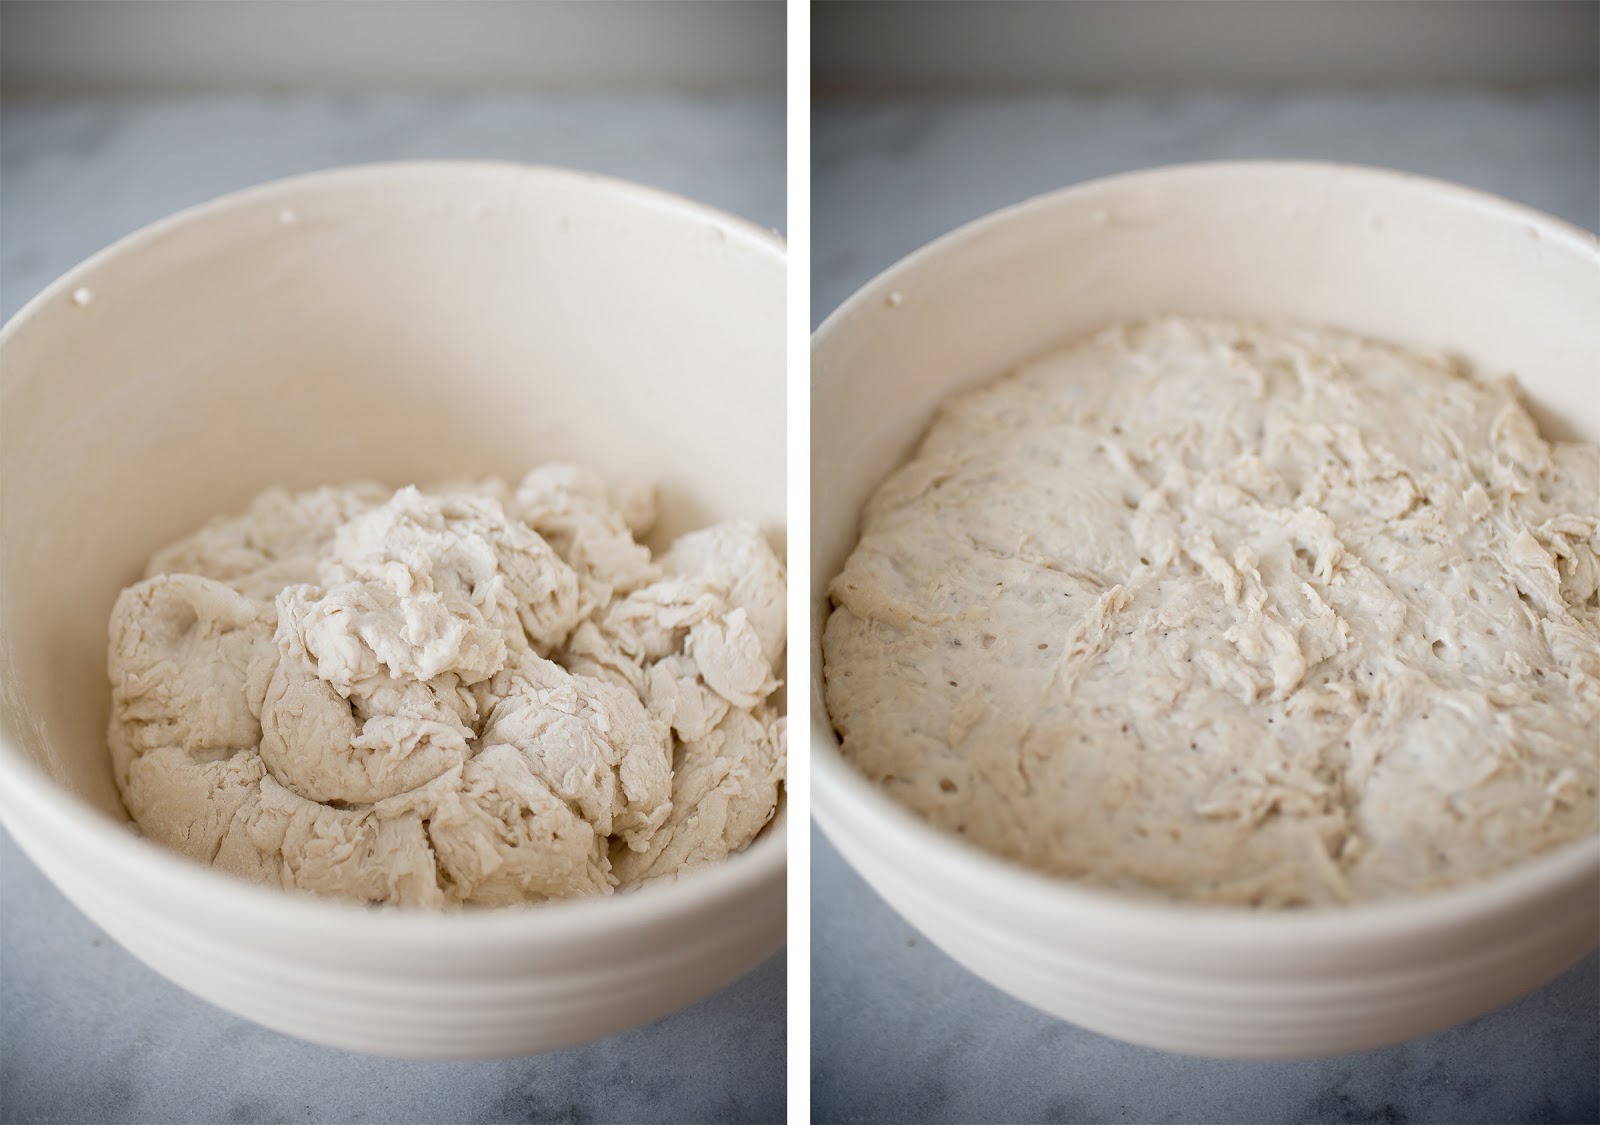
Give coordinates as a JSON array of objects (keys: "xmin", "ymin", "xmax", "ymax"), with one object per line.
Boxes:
[
  {"xmin": 0, "ymin": 161, "xmax": 786, "ymax": 1058},
  {"xmin": 811, "ymin": 161, "xmax": 1600, "ymax": 1060}
]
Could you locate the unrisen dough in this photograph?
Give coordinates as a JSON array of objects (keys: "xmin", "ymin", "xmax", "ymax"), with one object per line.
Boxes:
[
  {"xmin": 109, "ymin": 465, "xmax": 785, "ymax": 908},
  {"xmin": 823, "ymin": 317, "xmax": 1599, "ymax": 907}
]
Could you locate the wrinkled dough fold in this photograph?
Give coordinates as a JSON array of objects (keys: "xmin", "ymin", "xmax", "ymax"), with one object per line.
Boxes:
[{"xmin": 110, "ymin": 465, "xmax": 786, "ymax": 907}]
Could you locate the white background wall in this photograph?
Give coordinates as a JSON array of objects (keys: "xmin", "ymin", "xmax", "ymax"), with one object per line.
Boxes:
[
  {"xmin": 815, "ymin": 0, "xmax": 1599, "ymax": 95},
  {"xmin": 5, "ymin": 1, "xmax": 1594, "ymax": 96},
  {"xmin": 0, "ymin": 0, "xmax": 785, "ymax": 94}
]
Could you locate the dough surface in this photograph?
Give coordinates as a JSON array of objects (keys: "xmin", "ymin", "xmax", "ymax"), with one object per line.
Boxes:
[
  {"xmin": 109, "ymin": 467, "xmax": 785, "ymax": 908},
  {"xmin": 823, "ymin": 316, "xmax": 1600, "ymax": 907}
]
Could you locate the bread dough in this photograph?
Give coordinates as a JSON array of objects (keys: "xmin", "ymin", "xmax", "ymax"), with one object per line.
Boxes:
[
  {"xmin": 109, "ymin": 466, "xmax": 785, "ymax": 908},
  {"xmin": 823, "ymin": 317, "xmax": 1599, "ymax": 907}
]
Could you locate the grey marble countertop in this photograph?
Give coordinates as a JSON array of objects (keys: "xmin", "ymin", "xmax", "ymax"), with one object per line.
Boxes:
[
  {"xmin": 812, "ymin": 90, "xmax": 1600, "ymax": 1125},
  {"xmin": 0, "ymin": 93, "xmax": 784, "ymax": 1125}
]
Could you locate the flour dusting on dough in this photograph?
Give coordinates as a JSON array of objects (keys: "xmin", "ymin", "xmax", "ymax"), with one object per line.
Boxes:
[{"xmin": 823, "ymin": 317, "xmax": 1599, "ymax": 907}]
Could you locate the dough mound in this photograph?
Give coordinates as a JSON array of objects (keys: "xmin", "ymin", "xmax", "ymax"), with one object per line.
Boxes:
[
  {"xmin": 109, "ymin": 467, "xmax": 785, "ymax": 908},
  {"xmin": 823, "ymin": 316, "xmax": 1599, "ymax": 908}
]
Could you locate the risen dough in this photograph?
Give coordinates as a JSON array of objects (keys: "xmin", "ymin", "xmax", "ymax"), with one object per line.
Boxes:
[
  {"xmin": 823, "ymin": 316, "xmax": 1599, "ymax": 907},
  {"xmin": 109, "ymin": 467, "xmax": 785, "ymax": 907}
]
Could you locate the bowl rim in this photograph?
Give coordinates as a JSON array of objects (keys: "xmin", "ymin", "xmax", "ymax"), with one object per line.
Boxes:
[
  {"xmin": 810, "ymin": 158, "xmax": 1600, "ymax": 945},
  {"xmin": 3, "ymin": 157, "xmax": 787, "ymax": 345},
  {"xmin": 813, "ymin": 157, "xmax": 1600, "ymax": 343},
  {"xmin": 0, "ymin": 159, "xmax": 788, "ymax": 938}
]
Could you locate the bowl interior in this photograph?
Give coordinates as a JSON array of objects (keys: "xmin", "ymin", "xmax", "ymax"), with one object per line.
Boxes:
[
  {"xmin": 811, "ymin": 160, "xmax": 1600, "ymax": 910},
  {"xmin": 1, "ymin": 161, "xmax": 786, "ymax": 836}
]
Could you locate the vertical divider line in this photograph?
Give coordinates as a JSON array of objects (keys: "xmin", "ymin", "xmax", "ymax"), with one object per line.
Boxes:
[{"xmin": 785, "ymin": 0, "xmax": 814, "ymax": 1120}]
